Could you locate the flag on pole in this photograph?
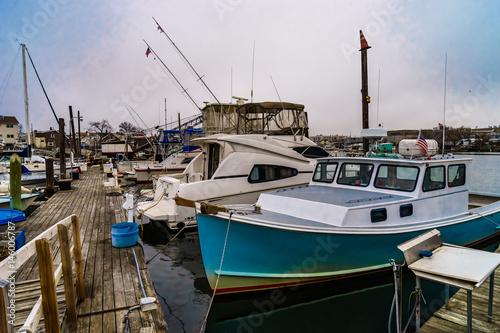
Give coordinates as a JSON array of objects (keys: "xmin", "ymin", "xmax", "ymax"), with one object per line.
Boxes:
[
  {"xmin": 157, "ymin": 24, "xmax": 164, "ymax": 33},
  {"xmin": 438, "ymin": 123, "xmax": 444, "ymax": 128},
  {"xmin": 145, "ymin": 48, "xmax": 151, "ymax": 57},
  {"xmin": 416, "ymin": 131, "xmax": 431, "ymax": 160}
]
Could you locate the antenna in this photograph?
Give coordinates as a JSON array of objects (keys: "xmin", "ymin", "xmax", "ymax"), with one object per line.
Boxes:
[
  {"xmin": 376, "ymin": 69, "xmax": 381, "ymax": 126},
  {"xmin": 251, "ymin": 40, "xmax": 255, "ymax": 103},
  {"xmin": 442, "ymin": 53, "xmax": 447, "ymax": 156}
]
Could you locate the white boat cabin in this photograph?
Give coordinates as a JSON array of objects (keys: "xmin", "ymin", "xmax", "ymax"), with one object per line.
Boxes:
[{"xmin": 257, "ymin": 156, "xmax": 472, "ymax": 229}]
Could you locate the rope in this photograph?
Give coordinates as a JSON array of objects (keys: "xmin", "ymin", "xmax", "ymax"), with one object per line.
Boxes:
[
  {"xmin": 139, "ymin": 189, "xmax": 167, "ymax": 231},
  {"xmin": 0, "ymin": 45, "xmax": 21, "ymax": 108},
  {"xmin": 471, "ymin": 210, "xmax": 500, "ymax": 229},
  {"xmin": 145, "ymin": 218, "xmax": 195, "ymax": 265},
  {"xmin": 199, "ymin": 212, "xmax": 232, "ymax": 333}
]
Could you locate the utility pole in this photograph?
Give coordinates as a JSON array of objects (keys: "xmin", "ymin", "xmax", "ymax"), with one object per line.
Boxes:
[
  {"xmin": 77, "ymin": 110, "xmax": 82, "ymax": 158},
  {"xmin": 360, "ymin": 30, "xmax": 371, "ymax": 154}
]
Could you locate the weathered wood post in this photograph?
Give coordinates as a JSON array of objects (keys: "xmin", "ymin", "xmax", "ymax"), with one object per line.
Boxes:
[
  {"xmin": 9, "ymin": 153, "xmax": 22, "ymax": 211},
  {"xmin": 0, "ymin": 279, "xmax": 13, "ymax": 333},
  {"xmin": 58, "ymin": 224, "xmax": 77, "ymax": 331},
  {"xmin": 71, "ymin": 215, "xmax": 85, "ymax": 301},
  {"xmin": 59, "ymin": 118, "xmax": 66, "ymax": 179},
  {"xmin": 45, "ymin": 157, "xmax": 55, "ymax": 197},
  {"xmin": 36, "ymin": 239, "xmax": 61, "ymax": 333}
]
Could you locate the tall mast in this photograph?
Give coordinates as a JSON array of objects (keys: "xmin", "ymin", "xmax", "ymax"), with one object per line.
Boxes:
[
  {"xmin": 21, "ymin": 44, "xmax": 31, "ymax": 158},
  {"xmin": 359, "ymin": 31, "xmax": 371, "ymax": 154}
]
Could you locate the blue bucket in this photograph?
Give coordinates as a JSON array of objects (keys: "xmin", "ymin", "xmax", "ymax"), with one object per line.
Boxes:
[{"xmin": 111, "ymin": 222, "xmax": 139, "ymax": 248}]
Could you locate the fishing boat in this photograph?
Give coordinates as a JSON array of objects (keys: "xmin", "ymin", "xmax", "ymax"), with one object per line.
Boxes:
[
  {"xmin": 196, "ymin": 143, "xmax": 500, "ymax": 294},
  {"xmin": 135, "ymin": 133, "xmax": 329, "ymax": 229},
  {"xmin": 0, "ymin": 193, "xmax": 38, "ymax": 211}
]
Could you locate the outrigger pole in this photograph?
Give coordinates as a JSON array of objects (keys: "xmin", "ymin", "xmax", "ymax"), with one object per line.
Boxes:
[
  {"xmin": 143, "ymin": 39, "xmax": 202, "ymax": 112},
  {"xmin": 153, "ymin": 17, "xmax": 223, "ymax": 107}
]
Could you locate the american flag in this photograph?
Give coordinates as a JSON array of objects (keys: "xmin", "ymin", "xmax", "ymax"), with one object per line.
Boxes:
[
  {"xmin": 157, "ymin": 24, "xmax": 164, "ymax": 33},
  {"xmin": 145, "ymin": 48, "xmax": 151, "ymax": 57},
  {"xmin": 416, "ymin": 131, "xmax": 431, "ymax": 159}
]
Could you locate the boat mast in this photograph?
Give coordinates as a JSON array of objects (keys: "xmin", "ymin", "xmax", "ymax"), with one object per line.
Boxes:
[
  {"xmin": 21, "ymin": 44, "xmax": 31, "ymax": 159},
  {"xmin": 359, "ymin": 31, "xmax": 371, "ymax": 154}
]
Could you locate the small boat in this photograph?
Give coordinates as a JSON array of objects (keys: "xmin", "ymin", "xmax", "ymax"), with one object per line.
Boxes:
[
  {"xmin": 196, "ymin": 143, "xmax": 500, "ymax": 294},
  {"xmin": 0, "ymin": 209, "xmax": 26, "ymax": 225},
  {"xmin": 133, "ymin": 145, "xmax": 202, "ymax": 184},
  {"xmin": 135, "ymin": 133, "xmax": 329, "ymax": 229},
  {"xmin": 0, "ymin": 193, "xmax": 39, "ymax": 211}
]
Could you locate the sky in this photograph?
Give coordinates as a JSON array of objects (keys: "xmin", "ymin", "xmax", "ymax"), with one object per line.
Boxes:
[{"xmin": 0, "ymin": 0, "xmax": 499, "ymax": 137}]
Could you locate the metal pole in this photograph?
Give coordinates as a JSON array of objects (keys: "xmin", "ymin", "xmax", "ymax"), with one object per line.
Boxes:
[
  {"xmin": 77, "ymin": 110, "xmax": 82, "ymax": 158},
  {"xmin": 467, "ymin": 290, "xmax": 472, "ymax": 333},
  {"xmin": 21, "ymin": 44, "xmax": 31, "ymax": 159},
  {"xmin": 488, "ymin": 272, "xmax": 495, "ymax": 322},
  {"xmin": 415, "ymin": 276, "xmax": 421, "ymax": 331},
  {"xmin": 359, "ymin": 31, "xmax": 371, "ymax": 154},
  {"xmin": 445, "ymin": 284, "xmax": 450, "ymax": 309}
]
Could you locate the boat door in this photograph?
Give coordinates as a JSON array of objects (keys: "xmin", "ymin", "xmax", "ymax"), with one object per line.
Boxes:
[{"xmin": 207, "ymin": 143, "xmax": 221, "ymax": 179}]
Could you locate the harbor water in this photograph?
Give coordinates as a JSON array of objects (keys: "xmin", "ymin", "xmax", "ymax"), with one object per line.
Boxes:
[{"xmin": 138, "ymin": 153, "xmax": 500, "ymax": 333}]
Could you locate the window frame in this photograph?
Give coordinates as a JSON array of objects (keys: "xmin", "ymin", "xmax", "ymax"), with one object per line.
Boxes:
[
  {"xmin": 336, "ymin": 162, "xmax": 374, "ymax": 187},
  {"xmin": 374, "ymin": 164, "xmax": 420, "ymax": 192},
  {"xmin": 247, "ymin": 164, "xmax": 299, "ymax": 184},
  {"xmin": 312, "ymin": 162, "xmax": 338, "ymax": 183},
  {"xmin": 448, "ymin": 164, "xmax": 466, "ymax": 187},
  {"xmin": 422, "ymin": 165, "xmax": 446, "ymax": 192}
]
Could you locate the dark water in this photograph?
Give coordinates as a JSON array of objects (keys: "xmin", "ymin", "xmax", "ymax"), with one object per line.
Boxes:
[{"xmin": 138, "ymin": 154, "xmax": 500, "ymax": 333}]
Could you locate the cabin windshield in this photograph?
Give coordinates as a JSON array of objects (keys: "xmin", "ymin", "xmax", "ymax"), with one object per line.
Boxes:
[
  {"xmin": 337, "ymin": 163, "xmax": 374, "ymax": 187},
  {"xmin": 374, "ymin": 165, "xmax": 419, "ymax": 192},
  {"xmin": 312, "ymin": 162, "xmax": 338, "ymax": 183}
]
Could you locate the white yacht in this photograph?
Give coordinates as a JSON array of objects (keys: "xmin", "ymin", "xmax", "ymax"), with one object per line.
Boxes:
[{"xmin": 135, "ymin": 134, "xmax": 329, "ymax": 229}]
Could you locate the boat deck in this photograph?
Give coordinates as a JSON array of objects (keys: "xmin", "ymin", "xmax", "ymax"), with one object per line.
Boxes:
[
  {"xmin": 3, "ymin": 166, "xmax": 169, "ymax": 332},
  {"xmin": 420, "ymin": 244, "xmax": 500, "ymax": 332}
]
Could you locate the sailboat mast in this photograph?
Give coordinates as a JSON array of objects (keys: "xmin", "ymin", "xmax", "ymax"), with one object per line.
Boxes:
[{"xmin": 21, "ymin": 44, "xmax": 31, "ymax": 157}]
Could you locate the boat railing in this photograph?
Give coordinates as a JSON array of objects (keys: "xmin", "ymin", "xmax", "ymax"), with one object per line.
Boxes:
[{"xmin": 0, "ymin": 214, "xmax": 85, "ymax": 332}]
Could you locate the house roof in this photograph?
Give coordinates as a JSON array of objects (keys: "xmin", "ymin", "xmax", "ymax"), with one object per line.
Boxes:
[{"xmin": 0, "ymin": 116, "xmax": 19, "ymax": 124}]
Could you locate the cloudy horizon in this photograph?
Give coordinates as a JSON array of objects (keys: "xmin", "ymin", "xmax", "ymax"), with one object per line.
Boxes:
[{"xmin": 1, "ymin": 0, "xmax": 499, "ymax": 136}]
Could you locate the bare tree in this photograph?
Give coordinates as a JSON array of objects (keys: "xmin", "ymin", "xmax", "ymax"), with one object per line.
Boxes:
[
  {"xmin": 88, "ymin": 120, "xmax": 113, "ymax": 136},
  {"xmin": 118, "ymin": 122, "xmax": 141, "ymax": 133}
]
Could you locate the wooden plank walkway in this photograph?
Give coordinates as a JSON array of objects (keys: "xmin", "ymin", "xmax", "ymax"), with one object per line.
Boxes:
[
  {"xmin": 420, "ymin": 245, "xmax": 500, "ymax": 333},
  {"xmin": 7, "ymin": 166, "xmax": 168, "ymax": 332}
]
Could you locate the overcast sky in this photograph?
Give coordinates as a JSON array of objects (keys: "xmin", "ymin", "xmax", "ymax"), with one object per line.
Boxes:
[{"xmin": 1, "ymin": 0, "xmax": 499, "ymax": 136}]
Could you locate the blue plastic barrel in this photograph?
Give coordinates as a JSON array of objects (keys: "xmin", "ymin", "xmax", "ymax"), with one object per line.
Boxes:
[{"xmin": 111, "ymin": 222, "xmax": 139, "ymax": 247}]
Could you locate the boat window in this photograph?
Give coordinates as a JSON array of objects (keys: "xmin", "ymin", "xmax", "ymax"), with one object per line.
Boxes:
[
  {"xmin": 293, "ymin": 146, "xmax": 330, "ymax": 158},
  {"xmin": 422, "ymin": 166, "xmax": 445, "ymax": 192},
  {"xmin": 371, "ymin": 208, "xmax": 387, "ymax": 223},
  {"xmin": 374, "ymin": 165, "xmax": 419, "ymax": 192},
  {"xmin": 337, "ymin": 163, "xmax": 374, "ymax": 187},
  {"xmin": 448, "ymin": 164, "xmax": 466, "ymax": 187},
  {"xmin": 400, "ymin": 204, "xmax": 413, "ymax": 217},
  {"xmin": 312, "ymin": 162, "xmax": 338, "ymax": 183},
  {"xmin": 248, "ymin": 165, "xmax": 298, "ymax": 183}
]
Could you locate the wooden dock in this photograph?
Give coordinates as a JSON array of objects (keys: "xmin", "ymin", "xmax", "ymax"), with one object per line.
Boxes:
[
  {"xmin": 2, "ymin": 166, "xmax": 168, "ymax": 332},
  {"xmin": 420, "ymin": 245, "xmax": 500, "ymax": 332}
]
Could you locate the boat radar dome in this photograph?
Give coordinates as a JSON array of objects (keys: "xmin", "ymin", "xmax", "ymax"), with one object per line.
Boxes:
[{"xmin": 398, "ymin": 139, "xmax": 439, "ymax": 158}]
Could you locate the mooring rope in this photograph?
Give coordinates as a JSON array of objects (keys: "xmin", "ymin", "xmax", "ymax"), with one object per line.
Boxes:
[
  {"xmin": 199, "ymin": 212, "xmax": 232, "ymax": 333},
  {"xmin": 470, "ymin": 210, "xmax": 500, "ymax": 229}
]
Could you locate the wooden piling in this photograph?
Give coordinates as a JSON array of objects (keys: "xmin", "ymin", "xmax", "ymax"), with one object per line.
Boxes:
[
  {"xmin": 59, "ymin": 118, "xmax": 66, "ymax": 179},
  {"xmin": 45, "ymin": 157, "xmax": 55, "ymax": 197},
  {"xmin": 9, "ymin": 153, "xmax": 22, "ymax": 211}
]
